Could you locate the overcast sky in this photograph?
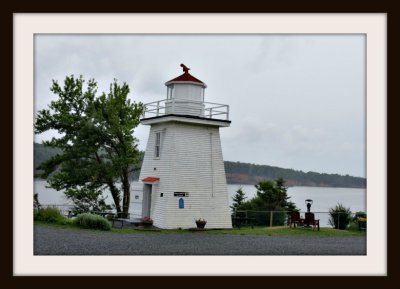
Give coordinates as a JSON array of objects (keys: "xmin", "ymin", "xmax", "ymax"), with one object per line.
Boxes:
[{"xmin": 34, "ymin": 34, "xmax": 365, "ymax": 178}]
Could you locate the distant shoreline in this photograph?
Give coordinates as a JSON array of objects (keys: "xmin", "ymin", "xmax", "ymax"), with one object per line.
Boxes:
[
  {"xmin": 34, "ymin": 143, "xmax": 366, "ymax": 189},
  {"xmin": 226, "ymin": 180, "xmax": 366, "ymax": 189},
  {"xmin": 34, "ymin": 177, "xmax": 366, "ymax": 189}
]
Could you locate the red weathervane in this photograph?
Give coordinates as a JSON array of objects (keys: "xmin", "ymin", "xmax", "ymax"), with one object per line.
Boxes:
[{"xmin": 180, "ymin": 63, "xmax": 190, "ymax": 73}]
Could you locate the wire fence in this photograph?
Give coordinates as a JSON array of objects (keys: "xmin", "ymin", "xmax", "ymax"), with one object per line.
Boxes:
[
  {"xmin": 38, "ymin": 204, "xmax": 73, "ymax": 217},
  {"xmin": 232, "ymin": 209, "xmax": 366, "ymax": 228},
  {"xmin": 37, "ymin": 204, "xmax": 142, "ymax": 220},
  {"xmin": 36, "ymin": 204, "xmax": 366, "ymax": 229}
]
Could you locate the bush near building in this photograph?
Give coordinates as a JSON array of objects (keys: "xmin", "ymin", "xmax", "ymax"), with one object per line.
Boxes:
[
  {"xmin": 73, "ymin": 213, "xmax": 111, "ymax": 230},
  {"xmin": 34, "ymin": 207, "xmax": 70, "ymax": 225}
]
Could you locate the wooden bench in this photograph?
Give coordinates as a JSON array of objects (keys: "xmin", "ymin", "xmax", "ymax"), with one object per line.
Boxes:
[
  {"xmin": 304, "ymin": 212, "xmax": 320, "ymax": 231},
  {"xmin": 289, "ymin": 211, "xmax": 304, "ymax": 228},
  {"xmin": 290, "ymin": 212, "xmax": 319, "ymax": 230},
  {"xmin": 232, "ymin": 216, "xmax": 255, "ymax": 229},
  {"xmin": 111, "ymin": 213, "xmax": 131, "ymax": 229}
]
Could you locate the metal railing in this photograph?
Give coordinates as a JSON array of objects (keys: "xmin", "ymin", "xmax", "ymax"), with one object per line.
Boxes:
[{"xmin": 142, "ymin": 98, "xmax": 230, "ymax": 121}]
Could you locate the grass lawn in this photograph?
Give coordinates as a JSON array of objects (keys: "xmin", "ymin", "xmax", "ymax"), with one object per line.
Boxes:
[
  {"xmin": 34, "ymin": 221, "xmax": 366, "ymax": 236},
  {"xmin": 204, "ymin": 226, "xmax": 366, "ymax": 236}
]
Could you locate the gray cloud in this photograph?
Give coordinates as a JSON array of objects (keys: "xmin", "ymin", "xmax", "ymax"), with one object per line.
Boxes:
[{"xmin": 34, "ymin": 34, "xmax": 366, "ymax": 177}]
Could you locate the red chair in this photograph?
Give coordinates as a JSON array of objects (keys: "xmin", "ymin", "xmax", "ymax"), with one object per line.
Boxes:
[
  {"xmin": 289, "ymin": 211, "xmax": 304, "ymax": 228},
  {"xmin": 304, "ymin": 212, "xmax": 320, "ymax": 230}
]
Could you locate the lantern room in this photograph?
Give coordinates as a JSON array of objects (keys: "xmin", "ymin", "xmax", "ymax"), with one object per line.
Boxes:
[
  {"xmin": 165, "ymin": 63, "xmax": 207, "ymax": 103},
  {"xmin": 141, "ymin": 64, "xmax": 230, "ymax": 122}
]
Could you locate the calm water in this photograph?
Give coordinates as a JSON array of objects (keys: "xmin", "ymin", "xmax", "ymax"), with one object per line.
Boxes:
[{"xmin": 35, "ymin": 180, "xmax": 366, "ymax": 226}]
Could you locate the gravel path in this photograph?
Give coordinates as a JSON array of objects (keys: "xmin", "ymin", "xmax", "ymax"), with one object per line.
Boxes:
[{"xmin": 34, "ymin": 225, "xmax": 366, "ymax": 255}]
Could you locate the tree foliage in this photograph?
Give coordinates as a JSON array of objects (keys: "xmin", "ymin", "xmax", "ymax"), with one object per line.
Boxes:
[
  {"xmin": 238, "ymin": 178, "xmax": 296, "ymax": 212},
  {"xmin": 64, "ymin": 187, "xmax": 112, "ymax": 215},
  {"xmin": 236, "ymin": 178, "xmax": 297, "ymax": 226},
  {"xmin": 34, "ymin": 75, "xmax": 144, "ymax": 216},
  {"xmin": 230, "ymin": 187, "xmax": 247, "ymax": 211},
  {"xmin": 34, "ymin": 142, "xmax": 144, "ymax": 180}
]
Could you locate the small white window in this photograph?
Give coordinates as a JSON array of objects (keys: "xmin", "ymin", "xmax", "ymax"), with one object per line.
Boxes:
[
  {"xmin": 155, "ymin": 132, "xmax": 161, "ymax": 158},
  {"xmin": 167, "ymin": 85, "xmax": 174, "ymax": 100},
  {"xmin": 170, "ymin": 85, "xmax": 174, "ymax": 99}
]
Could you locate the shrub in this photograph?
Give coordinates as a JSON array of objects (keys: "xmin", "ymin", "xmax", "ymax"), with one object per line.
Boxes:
[
  {"xmin": 353, "ymin": 211, "xmax": 367, "ymax": 221},
  {"xmin": 34, "ymin": 207, "xmax": 68, "ymax": 224},
  {"xmin": 347, "ymin": 221, "xmax": 359, "ymax": 231},
  {"xmin": 74, "ymin": 213, "xmax": 111, "ymax": 230},
  {"xmin": 354, "ymin": 211, "xmax": 367, "ymax": 230},
  {"xmin": 346, "ymin": 212, "xmax": 367, "ymax": 231},
  {"xmin": 328, "ymin": 203, "xmax": 352, "ymax": 230}
]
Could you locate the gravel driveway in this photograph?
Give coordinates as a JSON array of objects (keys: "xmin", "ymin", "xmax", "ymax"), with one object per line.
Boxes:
[{"xmin": 34, "ymin": 225, "xmax": 366, "ymax": 255}]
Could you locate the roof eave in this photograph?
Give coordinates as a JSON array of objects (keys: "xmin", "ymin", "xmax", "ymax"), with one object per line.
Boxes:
[{"xmin": 165, "ymin": 80, "xmax": 207, "ymax": 88}]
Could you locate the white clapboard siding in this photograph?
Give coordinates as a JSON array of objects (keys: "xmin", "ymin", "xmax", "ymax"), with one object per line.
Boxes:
[
  {"xmin": 139, "ymin": 121, "xmax": 232, "ymax": 229},
  {"xmin": 165, "ymin": 100, "xmax": 205, "ymax": 117}
]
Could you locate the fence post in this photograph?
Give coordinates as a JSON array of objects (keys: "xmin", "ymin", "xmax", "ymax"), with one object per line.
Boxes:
[
  {"xmin": 269, "ymin": 211, "xmax": 273, "ymax": 227},
  {"xmin": 337, "ymin": 213, "xmax": 340, "ymax": 229}
]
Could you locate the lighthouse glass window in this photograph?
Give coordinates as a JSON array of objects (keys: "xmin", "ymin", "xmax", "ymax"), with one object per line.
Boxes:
[
  {"xmin": 155, "ymin": 132, "xmax": 161, "ymax": 158},
  {"xmin": 167, "ymin": 85, "xmax": 174, "ymax": 100}
]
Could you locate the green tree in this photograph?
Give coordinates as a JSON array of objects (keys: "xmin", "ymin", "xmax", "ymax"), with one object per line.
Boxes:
[
  {"xmin": 64, "ymin": 187, "xmax": 112, "ymax": 215},
  {"xmin": 34, "ymin": 75, "xmax": 144, "ymax": 217},
  {"xmin": 237, "ymin": 178, "xmax": 297, "ymax": 226},
  {"xmin": 230, "ymin": 187, "xmax": 247, "ymax": 212},
  {"xmin": 254, "ymin": 177, "xmax": 291, "ymax": 211}
]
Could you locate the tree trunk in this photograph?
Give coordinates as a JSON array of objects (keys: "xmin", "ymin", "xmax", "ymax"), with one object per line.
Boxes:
[
  {"xmin": 95, "ymin": 152, "xmax": 122, "ymax": 214},
  {"xmin": 107, "ymin": 181, "xmax": 122, "ymax": 213},
  {"xmin": 121, "ymin": 169, "xmax": 131, "ymax": 218}
]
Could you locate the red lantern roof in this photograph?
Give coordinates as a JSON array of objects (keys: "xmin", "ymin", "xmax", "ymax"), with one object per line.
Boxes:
[
  {"xmin": 166, "ymin": 72, "xmax": 204, "ymax": 84},
  {"xmin": 165, "ymin": 63, "xmax": 205, "ymax": 85}
]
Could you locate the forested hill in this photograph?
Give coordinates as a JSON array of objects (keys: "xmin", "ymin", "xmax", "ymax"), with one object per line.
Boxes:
[
  {"xmin": 34, "ymin": 143, "xmax": 366, "ymax": 188},
  {"xmin": 224, "ymin": 161, "xmax": 366, "ymax": 188},
  {"xmin": 34, "ymin": 142, "xmax": 143, "ymax": 181},
  {"xmin": 34, "ymin": 142, "xmax": 62, "ymax": 173}
]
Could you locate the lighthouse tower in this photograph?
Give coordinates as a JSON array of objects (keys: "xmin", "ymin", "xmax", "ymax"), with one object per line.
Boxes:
[{"xmin": 138, "ymin": 64, "xmax": 232, "ymax": 229}]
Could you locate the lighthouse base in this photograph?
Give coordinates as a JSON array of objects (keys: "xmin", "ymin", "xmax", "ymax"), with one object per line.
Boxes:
[{"xmin": 139, "ymin": 121, "xmax": 232, "ymax": 230}]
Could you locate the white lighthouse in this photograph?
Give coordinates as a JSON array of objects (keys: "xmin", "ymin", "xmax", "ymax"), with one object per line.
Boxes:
[{"xmin": 138, "ymin": 64, "xmax": 232, "ymax": 229}]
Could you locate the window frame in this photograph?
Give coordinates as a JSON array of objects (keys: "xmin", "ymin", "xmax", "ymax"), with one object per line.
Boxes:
[{"xmin": 154, "ymin": 131, "xmax": 161, "ymax": 159}]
